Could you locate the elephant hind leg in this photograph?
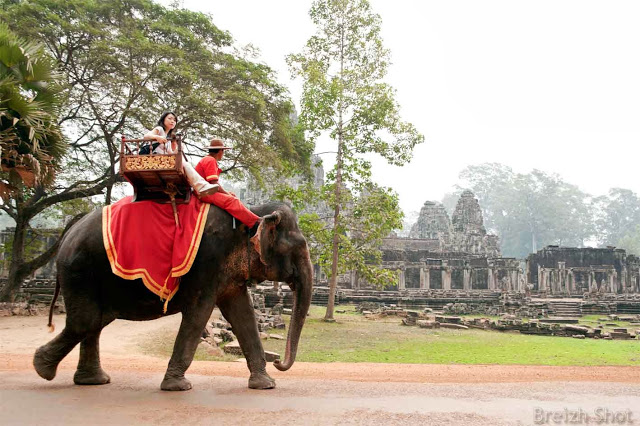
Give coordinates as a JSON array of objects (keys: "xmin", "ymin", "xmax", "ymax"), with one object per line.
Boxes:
[
  {"xmin": 34, "ymin": 328, "xmax": 84, "ymax": 381},
  {"xmin": 74, "ymin": 328, "xmax": 111, "ymax": 385}
]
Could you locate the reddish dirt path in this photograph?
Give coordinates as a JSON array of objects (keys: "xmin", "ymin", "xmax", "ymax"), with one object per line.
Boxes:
[{"xmin": 1, "ymin": 314, "xmax": 639, "ymax": 425}]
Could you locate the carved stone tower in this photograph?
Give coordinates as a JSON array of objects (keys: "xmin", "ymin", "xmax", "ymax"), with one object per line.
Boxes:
[{"xmin": 409, "ymin": 201, "xmax": 452, "ymax": 243}]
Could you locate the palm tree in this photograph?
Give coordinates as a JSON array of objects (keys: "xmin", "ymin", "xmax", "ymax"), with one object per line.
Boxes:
[{"xmin": 0, "ymin": 22, "xmax": 65, "ymax": 192}]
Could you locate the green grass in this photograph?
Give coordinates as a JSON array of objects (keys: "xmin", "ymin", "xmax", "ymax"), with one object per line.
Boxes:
[
  {"xmin": 139, "ymin": 305, "xmax": 640, "ymax": 366},
  {"xmin": 261, "ymin": 306, "xmax": 640, "ymax": 366},
  {"xmin": 138, "ymin": 328, "xmax": 239, "ymax": 362}
]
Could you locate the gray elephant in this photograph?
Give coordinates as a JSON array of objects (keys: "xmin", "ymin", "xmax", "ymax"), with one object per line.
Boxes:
[{"xmin": 33, "ymin": 201, "xmax": 313, "ymax": 390}]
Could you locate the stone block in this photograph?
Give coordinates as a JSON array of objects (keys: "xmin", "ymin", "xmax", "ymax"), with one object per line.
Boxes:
[
  {"xmin": 199, "ymin": 340, "xmax": 224, "ymax": 357},
  {"xmin": 610, "ymin": 332, "xmax": 632, "ymax": 340},
  {"xmin": 269, "ymin": 334, "xmax": 285, "ymax": 340},
  {"xmin": 440, "ymin": 323, "xmax": 468, "ymax": 330},
  {"xmin": 435, "ymin": 315, "xmax": 462, "ymax": 324},
  {"xmin": 264, "ymin": 351, "xmax": 280, "ymax": 362},
  {"xmin": 212, "ymin": 319, "xmax": 231, "ymax": 330},
  {"xmin": 417, "ymin": 320, "xmax": 439, "ymax": 329},
  {"xmin": 202, "ymin": 324, "xmax": 214, "ymax": 339},
  {"xmin": 572, "ymin": 335, "xmax": 586, "ymax": 339},
  {"xmin": 283, "ymin": 308, "xmax": 293, "ymax": 315},
  {"xmin": 401, "ymin": 318, "xmax": 416, "ymax": 326},
  {"xmin": 222, "ymin": 340, "xmax": 243, "ymax": 356},
  {"xmin": 563, "ymin": 325, "xmax": 590, "ymax": 335},
  {"xmin": 220, "ymin": 329, "xmax": 235, "ymax": 342}
]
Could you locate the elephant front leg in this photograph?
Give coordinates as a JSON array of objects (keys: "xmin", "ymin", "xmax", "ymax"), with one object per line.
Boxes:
[
  {"xmin": 218, "ymin": 287, "xmax": 275, "ymax": 390},
  {"xmin": 161, "ymin": 299, "xmax": 215, "ymax": 391},
  {"xmin": 74, "ymin": 330, "xmax": 111, "ymax": 385}
]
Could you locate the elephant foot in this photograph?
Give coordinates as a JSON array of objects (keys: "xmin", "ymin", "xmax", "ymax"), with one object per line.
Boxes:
[
  {"xmin": 248, "ymin": 372, "xmax": 276, "ymax": 389},
  {"xmin": 161, "ymin": 376, "xmax": 192, "ymax": 391},
  {"xmin": 33, "ymin": 346, "xmax": 58, "ymax": 381},
  {"xmin": 74, "ymin": 368, "xmax": 111, "ymax": 385}
]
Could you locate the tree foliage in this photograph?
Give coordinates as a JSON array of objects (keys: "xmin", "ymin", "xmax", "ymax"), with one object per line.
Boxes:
[
  {"xmin": 0, "ymin": 0, "xmax": 310, "ymax": 301},
  {"xmin": 288, "ymin": 0, "xmax": 424, "ymax": 320},
  {"xmin": 593, "ymin": 188, "xmax": 640, "ymax": 249},
  {"xmin": 452, "ymin": 163, "xmax": 594, "ymax": 258},
  {"xmin": 0, "ymin": 23, "xmax": 64, "ymax": 191}
]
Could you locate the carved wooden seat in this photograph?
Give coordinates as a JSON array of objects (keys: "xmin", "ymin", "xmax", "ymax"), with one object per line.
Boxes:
[{"xmin": 120, "ymin": 134, "xmax": 191, "ymax": 204}]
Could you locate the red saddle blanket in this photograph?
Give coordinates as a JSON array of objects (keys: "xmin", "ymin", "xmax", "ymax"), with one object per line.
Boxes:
[{"xmin": 102, "ymin": 196, "xmax": 210, "ymax": 310}]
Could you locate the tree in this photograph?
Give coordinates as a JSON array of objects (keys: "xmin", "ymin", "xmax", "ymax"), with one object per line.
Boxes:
[
  {"xmin": 0, "ymin": 24, "xmax": 88, "ymax": 301},
  {"xmin": 0, "ymin": 0, "xmax": 310, "ymax": 301},
  {"xmin": 615, "ymin": 225, "xmax": 640, "ymax": 255},
  {"xmin": 288, "ymin": 0, "xmax": 424, "ymax": 320},
  {"xmin": 0, "ymin": 23, "xmax": 64, "ymax": 191},
  {"xmin": 593, "ymin": 188, "xmax": 640, "ymax": 247}
]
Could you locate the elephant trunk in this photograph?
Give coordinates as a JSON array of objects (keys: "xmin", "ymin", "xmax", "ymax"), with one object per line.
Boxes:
[{"xmin": 273, "ymin": 246, "xmax": 313, "ymax": 371}]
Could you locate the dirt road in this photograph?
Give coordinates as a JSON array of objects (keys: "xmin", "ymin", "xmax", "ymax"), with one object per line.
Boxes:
[{"xmin": 1, "ymin": 314, "xmax": 639, "ymax": 425}]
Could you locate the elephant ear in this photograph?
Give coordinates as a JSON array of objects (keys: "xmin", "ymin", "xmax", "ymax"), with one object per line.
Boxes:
[{"xmin": 252, "ymin": 211, "xmax": 281, "ymax": 265}]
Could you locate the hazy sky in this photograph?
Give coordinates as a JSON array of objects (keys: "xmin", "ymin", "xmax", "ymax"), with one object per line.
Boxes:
[{"xmin": 162, "ymin": 0, "xmax": 640, "ymax": 215}]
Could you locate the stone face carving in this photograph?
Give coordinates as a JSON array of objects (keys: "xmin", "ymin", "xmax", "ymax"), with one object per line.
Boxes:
[
  {"xmin": 409, "ymin": 201, "xmax": 452, "ymax": 242},
  {"xmin": 451, "ymin": 190, "xmax": 486, "ymax": 235},
  {"xmin": 407, "ymin": 191, "xmax": 500, "ymax": 257}
]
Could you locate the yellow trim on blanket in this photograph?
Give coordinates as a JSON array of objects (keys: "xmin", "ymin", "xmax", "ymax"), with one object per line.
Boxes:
[
  {"xmin": 102, "ymin": 204, "xmax": 180, "ymax": 303},
  {"xmin": 171, "ymin": 202, "xmax": 210, "ymax": 277},
  {"xmin": 205, "ymin": 174, "xmax": 218, "ymax": 181}
]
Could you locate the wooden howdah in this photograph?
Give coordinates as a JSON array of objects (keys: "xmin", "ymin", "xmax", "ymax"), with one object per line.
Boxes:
[{"xmin": 120, "ymin": 134, "xmax": 191, "ymax": 203}]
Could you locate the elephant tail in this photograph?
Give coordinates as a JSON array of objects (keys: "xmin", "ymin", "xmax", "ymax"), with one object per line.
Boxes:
[{"xmin": 47, "ymin": 276, "xmax": 61, "ymax": 333}]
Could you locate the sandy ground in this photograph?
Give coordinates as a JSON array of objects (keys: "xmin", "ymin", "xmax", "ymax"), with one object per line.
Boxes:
[{"xmin": 1, "ymin": 314, "xmax": 640, "ymax": 425}]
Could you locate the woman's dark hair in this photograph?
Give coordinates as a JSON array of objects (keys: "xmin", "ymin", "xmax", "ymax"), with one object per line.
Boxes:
[{"xmin": 157, "ymin": 111, "xmax": 178, "ymax": 137}]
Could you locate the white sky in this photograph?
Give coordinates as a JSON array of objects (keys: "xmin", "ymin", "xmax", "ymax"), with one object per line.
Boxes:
[{"xmin": 163, "ymin": 0, "xmax": 640, "ymax": 215}]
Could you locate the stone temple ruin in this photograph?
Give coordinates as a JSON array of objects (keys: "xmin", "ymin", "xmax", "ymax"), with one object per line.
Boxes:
[
  {"xmin": 332, "ymin": 190, "xmax": 640, "ymax": 317},
  {"xmin": 360, "ymin": 190, "xmax": 519, "ymax": 292},
  {"xmin": 528, "ymin": 245, "xmax": 640, "ymax": 295},
  {"xmin": 2, "ymin": 161, "xmax": 640, "ymax": 319}
]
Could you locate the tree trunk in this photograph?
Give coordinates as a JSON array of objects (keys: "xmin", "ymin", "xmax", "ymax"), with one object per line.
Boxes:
[
  {"xmin": 324, "ymin": 13, "xmax": 346, "ymax": 322},
  {"xmin": 0, "ymin": 213, "xmax": 86, "ymax": 302},
  {"xmin": 105, "ymin": 181, "xmax": 113, "ymax": 205},
  {"xmin": 325, "ymin": 144, "xmax": 343, "ymax": 321},
  {"xmin": 0, "ymin": 217, "xmax": 27, "ymax": 302}
]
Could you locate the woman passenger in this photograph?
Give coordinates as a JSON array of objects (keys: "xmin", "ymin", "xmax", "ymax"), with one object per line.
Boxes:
[{"xmin": 144, "ymin": 111, "xmax": 219, "ymax": 197}]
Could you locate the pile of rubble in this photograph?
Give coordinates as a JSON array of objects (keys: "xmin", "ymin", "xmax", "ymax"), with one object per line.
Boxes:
[
  {"xmin": 357, "ymin": 302, "xmax": 419, "ymax": 320},
  {"xmin": 199, "ymin": 290, "xmax": 285, "ymax": 360},
  {"xmin": 399, "ymin": 310, "xmax": 640, "ymax": 340},
  {"xmin": 0, "ymin": 302, "xmax": 64, "ymax": 317},
  {"xmin": 442, "ymin": 302, "xmax": 505, "ymax": 316}
]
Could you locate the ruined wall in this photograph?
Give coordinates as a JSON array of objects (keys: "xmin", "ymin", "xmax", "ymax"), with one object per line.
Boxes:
[
  {"xmin": 526, "ymin": 246, "xmax": 640, "ymax": 294},
  {"xmin": 379, "ymin": 246, "xmax": 524, "ymax": 292}
]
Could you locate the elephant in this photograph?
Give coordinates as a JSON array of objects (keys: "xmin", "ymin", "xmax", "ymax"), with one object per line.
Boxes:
[{"xmin": 33, "ymin": 201, "xmax": 313, "ymax": 391}]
